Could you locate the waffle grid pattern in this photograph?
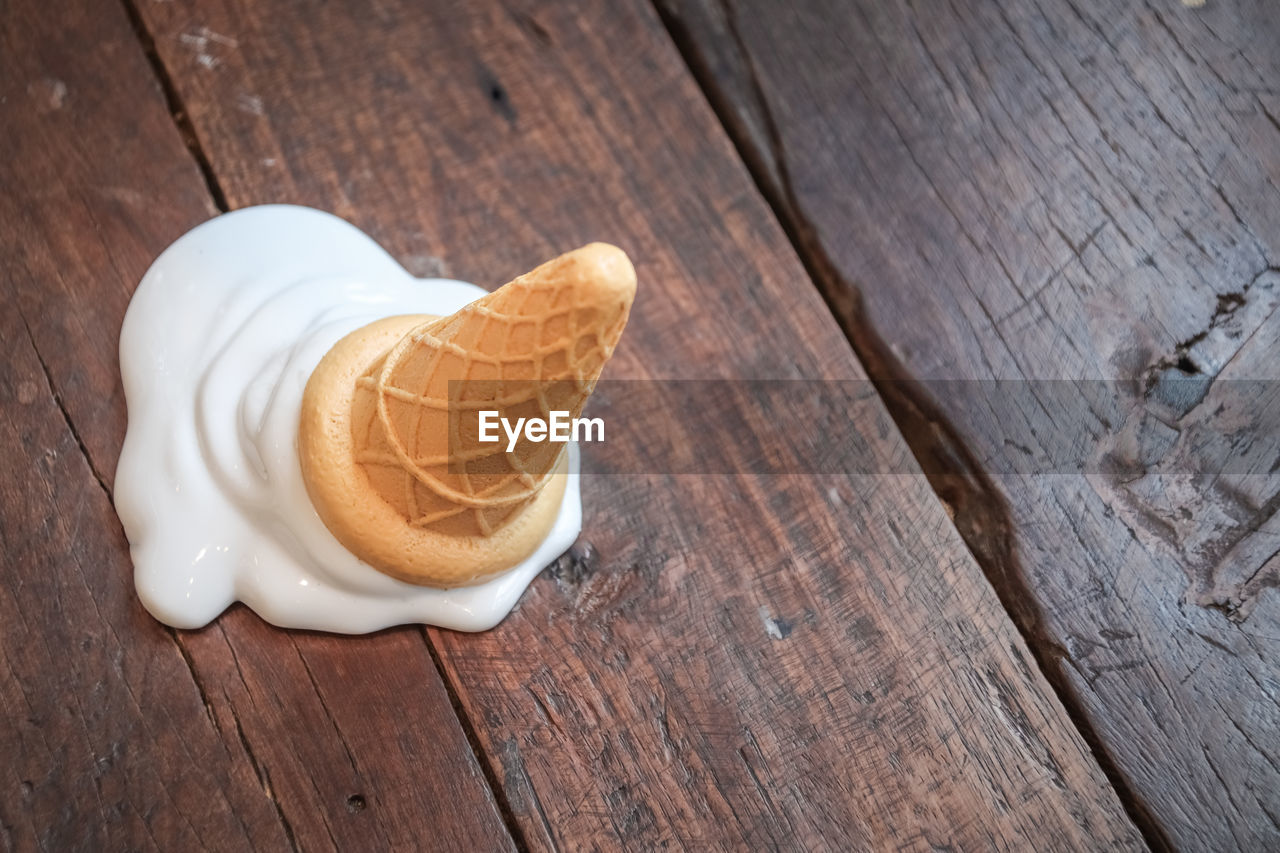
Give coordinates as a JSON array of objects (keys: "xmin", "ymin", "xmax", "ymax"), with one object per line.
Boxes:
[{"xmin": 351, "ymin": 268, "xmax": 628, "ymax": 537}]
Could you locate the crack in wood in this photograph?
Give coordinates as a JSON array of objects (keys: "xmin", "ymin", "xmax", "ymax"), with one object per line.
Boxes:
[
  {"xmin": 229, "ymin": 704, "xmax": 301, "ymax": 853},
  {"xmin": 421, "ymin": 631, "xmax": 532, "ymax": 853},
  {"xmin": 1143, "ymin": 265, "xmax": 1280, "ymax": 404},
  {"xmin": 495, "ymin": 733, "xmax": 558, "ymax": 853},
  {"xmin": 296, "ymin": 649, "xmax": 365, "ymax": 784},
  {"xmin": 16, "ymin": 307, "xmax": 113, "ymax": 502},
  {"xmin": 117, "ymin": 0, "xmax": 229, "ymax": 212},
  {"xmin": 167, "ymin": 628, "xmax": 219, "ymax": 732}
]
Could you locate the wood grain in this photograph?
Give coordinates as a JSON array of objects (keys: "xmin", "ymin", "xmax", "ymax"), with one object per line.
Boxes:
[
  {"xmin": 656, "ymin": 0, "xmax": 1280, "ymax": 848},
  {"xmin": 0, "ymin": 1, "xmax": 514, "ymax": 849},
  {"xmin": 130, "ymin": 0, "xmax": 1147, "ymax": 847}
]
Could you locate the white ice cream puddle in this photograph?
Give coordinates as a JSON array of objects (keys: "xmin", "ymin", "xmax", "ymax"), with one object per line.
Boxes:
[{"xmin": 115, "ymin": 205, "xmax": 581, "ymax": 633}]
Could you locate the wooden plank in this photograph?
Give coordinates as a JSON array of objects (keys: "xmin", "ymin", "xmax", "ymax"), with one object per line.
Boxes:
[
  {"xmin": 655, "ymin": 0, "xmax": 1280, "ymax": 848},
  {"xmin": 0, "ymin": 287, "xmax": 288, "ymax": 852},
  {"xmin": 0, "ymin": 1, "xmax": 515, "ymax": 849},
  {"xmin": 132, "ymin": 0, "xmax": 1148, "ymax": 847}
]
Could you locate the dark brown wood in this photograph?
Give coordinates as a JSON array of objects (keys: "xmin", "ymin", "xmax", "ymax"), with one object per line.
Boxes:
[
  {"xmin": 0, "ymin": 1, "xmax": 515, "ymax": 850},
  {"xmin": 0, "ymin": 290, "xmax": 290, "ymax": 852},
  {"xmin": 656, "ymin": 0, "xmax": 1280, "ymax": 848},
  {"xmin": 129, "ymin": 0, "xmax": 1147, "ymax": 847}
]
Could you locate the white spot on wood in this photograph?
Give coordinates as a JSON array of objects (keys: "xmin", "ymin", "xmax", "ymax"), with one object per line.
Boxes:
[
  {"xmin": 97, "ymin": 186, "xmax": 146, "ymax": 208},
  {"xmin": 261, "ymin": 157, "xmax": 278, "ymax": 168},
  {"xmin": 1181, "ymin": 0, "xmax": 1205, "ymax": 6},
  {"xmin": 402, "ymin": 254, "xmax": 450, "ymax": 277},
  {"xmin": 235, "ymin": 93, "xmax": 265, "ymax": 116},
  {"xmin": 17, "ymin": 381, "xmax": 38, "ymax": 405},
  {"xmin": 28, "ymin": 78, "xmax": 67, "ymax": 110},
  {"xmin": 179, "ymin": 27, "xmax": 238, "ymax": 70},
  {"xmin": 758, "ymin": 606, "xmax": 787, "ymax": 640},
  {"xmin": 47, "ymin": 79, "xmax": 66, "ymax": 108}
]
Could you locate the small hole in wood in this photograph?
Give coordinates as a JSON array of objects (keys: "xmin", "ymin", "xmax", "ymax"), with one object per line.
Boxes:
[
  {"xmin": 490, "ymin": 84, "xmax": 506, "ymax": 102},
  {"xmin": 346, "ymin": 794, "xmax": 367, "ymax": 813},
  {"xmin": 1174, "ymin": 355, "xmax": 1199, "ymax": 375}
]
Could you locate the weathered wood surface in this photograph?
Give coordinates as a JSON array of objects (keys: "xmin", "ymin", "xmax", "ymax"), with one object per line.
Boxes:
[
  {"xmin": 129, "ymin": 0, "xmax": 1148, "ymax": 848},
  {"xmin": 657, "ymin": 0, "xmax": 1280, "ymax": 848},
  {"xmin": 0, "ymin": 1, "xmax": 515, "ymax": 850}
]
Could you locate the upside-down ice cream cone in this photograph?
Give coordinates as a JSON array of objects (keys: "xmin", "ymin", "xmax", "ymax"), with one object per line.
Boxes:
[{"xmin": 298, "ymin": 243, "xmax": 635, "ymax": 586}]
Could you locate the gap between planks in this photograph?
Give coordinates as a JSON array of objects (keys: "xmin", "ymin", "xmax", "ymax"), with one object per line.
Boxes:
[
  {"xmin": 119, "ymin": 0, "xmax": 229, "ymax": 212},
  {"xmin": 649, "ymin": 1, "xmax": 1172, "ymax": 850}
]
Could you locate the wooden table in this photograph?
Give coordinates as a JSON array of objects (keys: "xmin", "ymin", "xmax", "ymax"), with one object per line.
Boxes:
[{"xmin": 2, "ymin": 0, "xmax": 1274, "ymax": 849}]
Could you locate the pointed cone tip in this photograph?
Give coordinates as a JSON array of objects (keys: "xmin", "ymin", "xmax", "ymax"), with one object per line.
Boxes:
[{"xmin": 568, "ymin": 242, "xmax": 636, "ymax": 301}]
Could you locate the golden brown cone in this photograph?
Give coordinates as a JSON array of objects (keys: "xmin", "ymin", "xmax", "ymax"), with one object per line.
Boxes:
[{"xmin": 298, "ymin": 243, "xmax": 635, "ymax": 586}]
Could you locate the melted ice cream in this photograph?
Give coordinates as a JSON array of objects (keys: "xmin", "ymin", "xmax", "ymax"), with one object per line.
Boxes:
[{"xmin": 115, "ymin": 205, "xmax": 580, "ymax": 632}]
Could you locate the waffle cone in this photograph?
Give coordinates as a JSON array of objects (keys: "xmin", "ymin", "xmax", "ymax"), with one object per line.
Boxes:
[{"xmin": 298, "ymin": 243, "xmax": 635, "ymax": 587}]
